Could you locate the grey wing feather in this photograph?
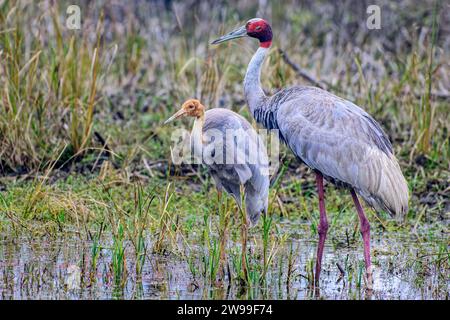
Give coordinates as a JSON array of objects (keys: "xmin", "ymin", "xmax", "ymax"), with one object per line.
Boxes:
[
  {"xmin": 203, "ymin": 108, "xmax": 270, "ymax": 225},
  {"xmin": 274, "ymin": 87, "xmax": 408, "ymax": 216}
]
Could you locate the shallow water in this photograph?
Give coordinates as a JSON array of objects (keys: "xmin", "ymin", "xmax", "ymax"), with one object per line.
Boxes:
[{"xmin": 0, "ymin": 227, "xmax": 448, "ymax": 300}]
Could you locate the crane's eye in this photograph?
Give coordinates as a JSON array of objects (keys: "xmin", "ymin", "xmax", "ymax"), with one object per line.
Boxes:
[
  {"xmin": 255, "ymin": 26, "xmax": 262, "ymax": 31},
  {"xmin": 188, "ymin": 105, "xmax": 194, "ymax": 110}
]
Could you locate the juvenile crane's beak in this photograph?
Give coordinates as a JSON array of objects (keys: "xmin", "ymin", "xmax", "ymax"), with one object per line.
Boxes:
[
  {"xmin": 211, "ymin": 25, "xmax": 247, "ymax": 44},
  {"xmin": 164, "ymin": 109, "xmax": 186, "ymax": 124}
]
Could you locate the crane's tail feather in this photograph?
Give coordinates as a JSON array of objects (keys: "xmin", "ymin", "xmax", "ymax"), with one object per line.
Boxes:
[{"xmin": 358, "ymin": 152, "xmax": 409, "ymax": 220}]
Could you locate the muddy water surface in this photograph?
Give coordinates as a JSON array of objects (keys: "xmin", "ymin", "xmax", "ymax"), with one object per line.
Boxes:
[{"xmin": 1, "ymin": 226, "xmax": 447, "ymax": 300}]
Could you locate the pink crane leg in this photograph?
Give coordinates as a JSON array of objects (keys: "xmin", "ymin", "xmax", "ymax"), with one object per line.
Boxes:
[
  {"xmin": 314, "ymin": 172, "xmax": 328, "ymax": 286},
  {"xmin": 350, "ymin": 189, "xmax": 373, "ymax": 289}
]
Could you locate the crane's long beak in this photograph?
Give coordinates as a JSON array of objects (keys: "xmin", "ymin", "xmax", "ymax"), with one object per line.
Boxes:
[
  {"xmin": 164, "ymin": 109, "xmax": 186, "ymax": 124},
  {"xmin": 211, "ymin": 25, "xmax": 247, "ymax": 45}
]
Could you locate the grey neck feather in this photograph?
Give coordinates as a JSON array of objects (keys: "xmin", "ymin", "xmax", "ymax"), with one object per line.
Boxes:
[
  {"xmin": 244, "ymin": 47, "xmax": 268, "ymax": 116},
  {"xmin": 244, "ymin": 47, "xmax": 279, "ymax": 132}
]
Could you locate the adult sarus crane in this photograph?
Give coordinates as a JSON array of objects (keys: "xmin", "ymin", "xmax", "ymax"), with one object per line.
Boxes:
[
  {"xmin": 212, "ymin": 18, "xmax": 409, "ymax": 288},
  {"xmin": 164, "ymin": 99, "xmax": 269, "ymax": 280}
]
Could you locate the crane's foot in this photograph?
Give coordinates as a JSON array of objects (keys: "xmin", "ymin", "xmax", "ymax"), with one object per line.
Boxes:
[
  {"xmin": 215, "ymin": 277, "xmax": 225, "ymax": 287},
  {"xmin": 313, "ymin": 264, "xmax": 321, "ymax": 288},
  {"xmin": 240, "ymin": 239, "xmax": 249, "ymax": 285},
  {"xmin": 216, "ymin": 189, "xmax": 230, "ymax": 287},
  {"xmin": 238, "ymin": 201, "xmax": 249, "ymax": 285},
  {"xmin": 216, "ymin": 264, "xmax": 225, "ymax": 286},
  {"xmin": 350, "ymin": 189, "xmax": 373, "ymax": 292},
  {"xmin": 216, "ymin": 244, "xmax": 228, "ymax": 286},
  {"xmin": 307, "ymin": 278, "xmax": 321, "ymax": 298},
  {"xmin": 365, "ymin": 266, "xmax": 374, "ymax": 291},
  {"xmin": 313, "ymin": 172, "xmax": 328, "ymax": 291}
]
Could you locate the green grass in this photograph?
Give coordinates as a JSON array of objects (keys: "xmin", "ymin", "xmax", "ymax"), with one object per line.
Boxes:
[{"xmin": 0, "ymin": 172, "xmax": 448, "ymax": 298}]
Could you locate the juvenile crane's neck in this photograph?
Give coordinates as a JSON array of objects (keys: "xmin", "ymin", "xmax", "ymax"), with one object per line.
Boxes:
[
  {"xmin": 244, "ymin": 46, "xmax": 269, "ymax": 117},
  {"xmin": 191, "ymin": 114, "xmax": 205, "ymax": 161}
]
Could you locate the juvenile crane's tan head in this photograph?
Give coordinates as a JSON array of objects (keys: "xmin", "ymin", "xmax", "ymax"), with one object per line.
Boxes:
[{"xmin": 164, "ymin": 99, "xmax": 205, "ymax": 124}]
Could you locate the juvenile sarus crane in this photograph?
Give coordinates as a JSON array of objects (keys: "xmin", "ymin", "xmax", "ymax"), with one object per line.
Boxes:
[
  {"xmin": 212, "ymin": 18, "xmax": 409, "ymax": 288},
  {"xmin": 164, "ymin": 99, "xmax": 269, "ymax": 280}
]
